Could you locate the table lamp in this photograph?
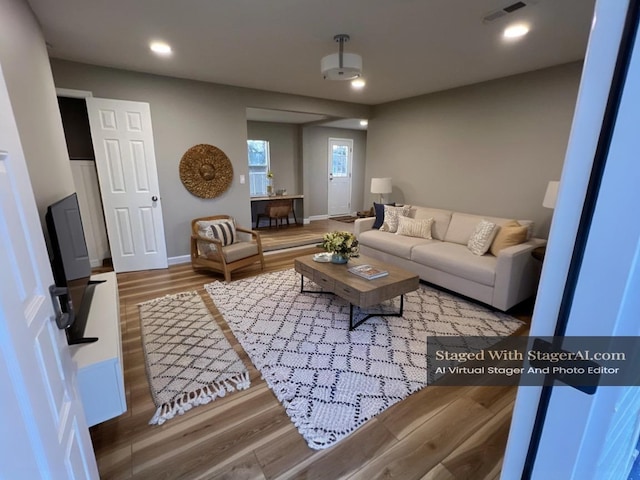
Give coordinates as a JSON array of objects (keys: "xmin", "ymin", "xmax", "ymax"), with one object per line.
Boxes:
[{"xmin": 371, "ymin": 177, "xmax": 392, "ymax": 203}]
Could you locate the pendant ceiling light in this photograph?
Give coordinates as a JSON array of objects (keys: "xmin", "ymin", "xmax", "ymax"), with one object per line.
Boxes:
[{"xmin": 321, "ymin": 34, "xmax": 363, "ymax": 81}]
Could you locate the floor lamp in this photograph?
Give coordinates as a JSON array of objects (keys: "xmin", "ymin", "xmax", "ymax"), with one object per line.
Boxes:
[{"xmin": 371, "ymin": 177, "xmax": 392, "ymax": 204}]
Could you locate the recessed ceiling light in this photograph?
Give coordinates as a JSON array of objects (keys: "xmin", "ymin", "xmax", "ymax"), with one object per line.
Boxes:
[
  {"xmin": 503, "ymin": 24, "xmax": 530, "ymax": 39},
  {"xmin": 351, "ymin": 78, "xmax": 366, "ymax": 89},
  {"xmin": 150, "ymin": 42, "xmax": 172, "ymax": 55},
  {"xmin": 360, "ymin": 120, "xmax": 368, "ymax": 126}
]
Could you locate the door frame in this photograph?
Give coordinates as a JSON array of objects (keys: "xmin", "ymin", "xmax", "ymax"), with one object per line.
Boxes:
[{"xmin": 502, "ymin": 0, "xmax": 640, "ymax": 477}]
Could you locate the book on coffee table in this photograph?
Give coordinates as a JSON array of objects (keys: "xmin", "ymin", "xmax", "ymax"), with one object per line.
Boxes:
[{"xmin": 348, "ymin": 264, "xmax": 389, "ymax": 280}]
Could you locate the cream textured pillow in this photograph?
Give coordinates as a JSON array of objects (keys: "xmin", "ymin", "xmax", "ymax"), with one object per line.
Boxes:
[
  {"xmin": 396, "ymin": 216, "xmax": 433, "ymax": 239},
  {"xmin": 490, "ymin": 220, "xmax": 528, "ymax": 256},
  {"xmin": 380, "ymin": 205, "xmax": 411, "ymax": 233},
  {"xmin": 197, "ymin": 218, "xmax": 236, "ymax": 257},
  {"xmin": 467, "ymin": 220, "xmax": 499, "ymax": 256}
]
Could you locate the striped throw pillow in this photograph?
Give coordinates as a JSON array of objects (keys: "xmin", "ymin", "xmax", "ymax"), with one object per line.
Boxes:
[
  {"xmin": 396, "ymin": 216, "xmax": 434, "ymax": 239},
  {"xmin": 210, "ymin": 221, "xmax": 236, "ymax": 246}
]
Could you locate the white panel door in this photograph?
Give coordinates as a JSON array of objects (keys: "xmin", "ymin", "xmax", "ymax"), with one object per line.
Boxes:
[
  {"xmin": 0, "ymin": 68, "xmax": 98, "ymax": 479},
  {"xmin": 328, "ymin": 138, "xmax": 353, "ymax": 216},
  {"xmin": 86, "ymin": 98, "xmax": 167, "ymax": 272}
]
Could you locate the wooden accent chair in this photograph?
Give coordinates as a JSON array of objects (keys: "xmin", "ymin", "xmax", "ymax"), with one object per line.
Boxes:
[
  {"xmin": 191, "ymin": 215, "xmax": 265, "ymax": 282},
  {"xmin": 256, "ymin": 199, "xmax": 293, "ymax": 229}
]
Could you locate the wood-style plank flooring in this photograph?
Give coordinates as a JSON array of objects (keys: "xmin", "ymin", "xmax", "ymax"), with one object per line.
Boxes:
[{"xmin": 90, "ymin": 219, "xmax": 532, "ymax": 479}]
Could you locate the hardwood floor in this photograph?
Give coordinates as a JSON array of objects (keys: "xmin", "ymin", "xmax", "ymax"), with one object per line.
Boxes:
[{"xmin": 90, "ymin": 221, "xmax": 532, "ymax": 479}]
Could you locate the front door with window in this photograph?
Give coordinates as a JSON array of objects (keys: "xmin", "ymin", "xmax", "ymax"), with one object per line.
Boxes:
[{"xmin": 328, "ymin": 138, "xmax": 353, "ymax": 216}]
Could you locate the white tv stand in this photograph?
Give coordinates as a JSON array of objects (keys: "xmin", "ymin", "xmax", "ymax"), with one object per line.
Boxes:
[{"xmin": 70, "ymin": 271, "xmax": 126, "ymax": 427}]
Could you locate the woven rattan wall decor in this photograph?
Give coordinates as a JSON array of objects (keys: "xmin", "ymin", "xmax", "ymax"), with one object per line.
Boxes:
[{"xmin": 179, "ymin": 144, "xmax": 234, "ymax": 199}]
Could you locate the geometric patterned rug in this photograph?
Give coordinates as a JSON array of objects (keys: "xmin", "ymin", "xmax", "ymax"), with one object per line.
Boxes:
[
  {"xmin": 205, "ymin": 268, "xmax": 524, "ymax": 449},
  {"xmin": 138, "ymin": 291, "xmax": 250, "ymax": 425}
]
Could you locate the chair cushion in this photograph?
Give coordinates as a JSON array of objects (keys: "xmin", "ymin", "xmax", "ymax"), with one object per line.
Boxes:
[{"xmin": 221, "ymin": 242, "xmax": 259, "ymax": 263}]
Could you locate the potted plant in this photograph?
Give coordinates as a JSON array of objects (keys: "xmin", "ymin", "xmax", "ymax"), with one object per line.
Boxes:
[{"xmin": 320, "ymin": 231, "xmax": 359, "ymax": 264}]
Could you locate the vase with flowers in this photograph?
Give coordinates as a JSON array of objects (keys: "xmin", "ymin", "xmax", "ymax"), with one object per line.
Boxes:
[
  {"xmin": 320, "ymin": 231, "xmax": 359, "ymax": 264},
  {"xmin": 266, "ymin": 170, "xmax": 274, "ymax": 195}
]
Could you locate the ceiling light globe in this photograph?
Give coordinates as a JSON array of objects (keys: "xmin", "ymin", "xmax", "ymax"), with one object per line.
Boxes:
[
  {"xmin": 150, "ymin": 42, "xmax": 172, "ymax": 55},
  {"xmin": 351, "ymin": 78, "xmax": 366, "ymax": 89},
  {"xmin": 503, "ymin": 24, "xmax": 530, "ymax": 39},
  {"xmin": 360, "ymin": 120, "xmax": 368, "ymax": 126}
]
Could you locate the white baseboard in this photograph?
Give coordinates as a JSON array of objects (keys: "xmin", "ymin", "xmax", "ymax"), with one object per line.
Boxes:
[
  {"xmin": 308, "ymin": 214, "xmax": 329, "ymax": 222},
  {"xmin": 168, "ymin": 255, "xmax": 190, "ymax": 266}
]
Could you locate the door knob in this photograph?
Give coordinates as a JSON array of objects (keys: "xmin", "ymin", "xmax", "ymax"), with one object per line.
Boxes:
[{"xmin": 152, "ymin": 196, "xmax": 158, "ymax": 202}]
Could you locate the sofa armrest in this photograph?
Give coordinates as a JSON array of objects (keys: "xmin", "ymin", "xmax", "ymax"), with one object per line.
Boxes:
[
  {"xmin": 492, "ymin": 238, "xmax": 547, "ymax": 311},
  {"xmin": 354, "ymin": 217, "xmax": 376, "ymax": 238}
]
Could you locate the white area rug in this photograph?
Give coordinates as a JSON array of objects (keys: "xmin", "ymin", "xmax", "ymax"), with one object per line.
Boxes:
[
  {"xmin": 205, "ymin": 269, "xmax": 523, "ymax": 449},
  {"xmin": 138, "ymin": 291, "xmax": 250, "ymax": 425}
]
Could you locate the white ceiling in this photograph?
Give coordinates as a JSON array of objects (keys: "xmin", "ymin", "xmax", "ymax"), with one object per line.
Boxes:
[{"xmin": 28, "ymin": 0, "xmax": 595, "ymax": 106}]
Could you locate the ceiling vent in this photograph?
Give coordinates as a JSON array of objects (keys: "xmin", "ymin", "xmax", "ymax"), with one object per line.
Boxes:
[
  {"xmin": 321, "ymin": 34, "xmax": 362, "ymax": 81},
  {"xmin": 483, "ymin": 1, "xmax": 537, "ymax": 23}
]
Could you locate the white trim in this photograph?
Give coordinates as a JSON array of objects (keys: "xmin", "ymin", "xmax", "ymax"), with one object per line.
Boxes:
[
  {"xmin": 308, "ymin": 214, "xmax": 329, "ymax": 222},
  {"xmin": 168, "ymin": 255, "xmax": 190, "ymax": 266},
  {"xmin": 56, "ymin": 88, "xmax": 93, "ymax": 99}
]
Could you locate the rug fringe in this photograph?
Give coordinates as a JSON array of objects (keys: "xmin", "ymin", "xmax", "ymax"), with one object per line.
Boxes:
[
  {"xmin": 149, "ymin": 372, "xmax": 251, "ymax": 426},
  {"xmin": 138, "ymin": 290, "xmax": 198, "ymax": 307}
]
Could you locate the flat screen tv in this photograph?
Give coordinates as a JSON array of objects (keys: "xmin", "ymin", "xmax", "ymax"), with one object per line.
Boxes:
[{"xmin": 46, "ymin": 192, "xmax": 101, "ymax": 345}]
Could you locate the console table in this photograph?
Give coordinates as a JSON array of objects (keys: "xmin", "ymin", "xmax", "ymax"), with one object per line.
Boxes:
[
  {"xmin": 251, "ymin": 194, "xmax": 303, "ymax": 228},
  {"xmin": 70, "ymin": 271, "xmax": 126, "ymax": 427}
]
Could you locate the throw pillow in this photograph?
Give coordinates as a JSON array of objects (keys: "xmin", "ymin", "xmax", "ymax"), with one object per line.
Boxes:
[
  {"xmin": 490, "ymin": 220, "xmax": 528, "ymax": 256},
  {"xmin": 467, "ymin": 220, "xmax": 499, "ymax": 256},
  {"xmin": 380, "ymin": 205, "xmax": 411, "ymax": 233},
  {"xmin": 372, "ymin": 202, "xmax": 395, "ymax": 229},
  {"xmin": 196, "ymin": 218, "xmax": 236, "ymax": 257},
  {"xmin": 210, "ymin": 220, "xmax": 236, "ymax": 246},
  {"xmin": 396, "ymin": 216, "xmax": 434, "ymax": 239}
]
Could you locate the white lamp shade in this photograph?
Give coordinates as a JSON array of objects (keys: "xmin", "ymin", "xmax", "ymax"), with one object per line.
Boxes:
[
  {"xmin": 543, "ymin": 181, "xmax": 560, "ymax": 209},
  {"xmin": 371, "ymin": 177, "xmax": 392, "ymax": 194}
]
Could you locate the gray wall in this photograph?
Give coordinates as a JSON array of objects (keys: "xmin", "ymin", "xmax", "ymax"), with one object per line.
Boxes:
[
  {"xmin": 246, "ymin": 121, "xmax": 301, "ymax": 195},
  {"xmin": 50, "ymin": 59, "xmax": 370, "ymax": 258},
  {"xmin": 0, "ymin": 0, "xmax": 75, "ymax": 220},
  {"xmin": 366, "ymin": 62, "xmax": 583, "ymax": 237},
  {"xmin": 302, "ymin": 126, "xmax": 367, "ymax": 217}
]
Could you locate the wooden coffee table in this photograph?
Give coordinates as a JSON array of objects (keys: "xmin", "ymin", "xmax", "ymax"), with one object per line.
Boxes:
[{"xmin": 294, "ymin": 254, "xmax": 420, "ymax": 330}]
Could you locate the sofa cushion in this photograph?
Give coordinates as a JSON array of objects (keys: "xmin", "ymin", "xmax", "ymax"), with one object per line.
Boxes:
[
  {"xmin": 444, "ymin": 213, "xmax": 523, "ymax": 245},
  {"xmin": 411, "ymin": 242, "xmax": 497, "ymax": 286},
  {"xmin": 490, "ymin": 221, "xmax": 528, "ymax": 256},
  {"xmin": 408, "ymin": 206, "xmax": 452, "ymax": 241},
  {"xmin": 467, "ymin": 220, "xmax": 499, "ymax": 256},
  {"xmin": 443, "ymin": 213, "xmax": 486, "ymax": 245},
  {"xmin": 396, "ymin": 216, "xmax": 433, "ymax": 239},
  {"xmin": 359, "ymin": 230, "xmax": 436, "ymax": 260}
]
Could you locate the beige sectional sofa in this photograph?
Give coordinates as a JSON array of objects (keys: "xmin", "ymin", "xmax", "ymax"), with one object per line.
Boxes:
[{"xmin": 354, "ymin": 206, "xmax": 546, "ymax": 311}]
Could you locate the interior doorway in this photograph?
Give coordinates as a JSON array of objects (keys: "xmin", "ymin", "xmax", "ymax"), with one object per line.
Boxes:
[{"xmin": 57, "ymin": 93, "xmax": 111, "ymax": 269}]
